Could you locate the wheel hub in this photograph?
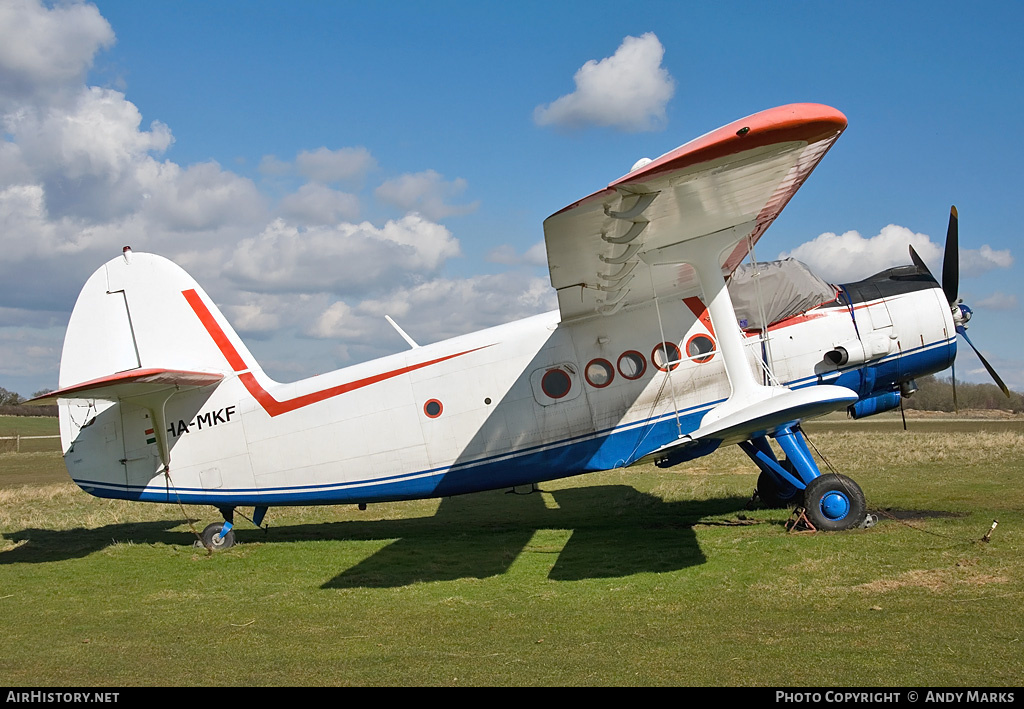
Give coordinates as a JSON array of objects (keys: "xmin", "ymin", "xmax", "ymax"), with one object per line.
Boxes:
[{"xmin": 819, "ymin": 491, "xmax": 850, "ymax": 520}]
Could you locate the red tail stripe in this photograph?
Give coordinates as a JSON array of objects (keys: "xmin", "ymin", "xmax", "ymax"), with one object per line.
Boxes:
[
  {"xmin": 182, "ymin": 289, "xmax": 248, "ymax": 372},
  {"xmin": 182, "ymin": 288, "xmax": 487, "ymax": 417},
  {"xmin": 237, "ymin": 348, "xmax": 480, "ymax": 417}
]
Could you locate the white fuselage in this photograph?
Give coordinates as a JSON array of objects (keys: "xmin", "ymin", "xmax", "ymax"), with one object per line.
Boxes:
[{"xmin": 59, "ymin": 280, "xmax": 954, "ymax": 507}]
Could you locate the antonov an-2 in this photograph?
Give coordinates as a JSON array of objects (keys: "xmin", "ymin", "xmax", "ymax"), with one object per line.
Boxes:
[{"xmin": 33, "ymin": 103, "xmax": 1005, "ymax": 549}]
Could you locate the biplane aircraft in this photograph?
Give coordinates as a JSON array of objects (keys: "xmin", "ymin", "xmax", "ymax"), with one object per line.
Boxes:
[{"xmin": 32, "ymin": 103, "xmax": 1007, "ymax": 549}]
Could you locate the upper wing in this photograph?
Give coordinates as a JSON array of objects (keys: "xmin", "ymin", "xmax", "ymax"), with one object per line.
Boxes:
[{"xmin": 543, "ymin": 103, "xmax": 847, "ymax": 321}]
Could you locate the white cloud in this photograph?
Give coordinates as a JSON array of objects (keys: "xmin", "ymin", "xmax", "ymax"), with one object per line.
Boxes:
[
  {"xmin": 374, "ymin": 169, "xmax": 478, "ymax": 220},
  {"xmin": 975, "ymin": 292, "xmax": 1018, "ymax": 311},
  {"xmin": 0, "ymin": 184, "xmax": 57, "ymax": 259},
  {"xmin": 779, "ymin": 224, "xmax": 1013, "ymax": 284},
  {"xmin": 295, "ymin": 146, "xmax": 376, "ymax": 183},
  {"xmin": 0, "ymin": 327, "xmax": 64, "ymax": 379},
  {"xmin": 309, "ymin": 301, "xmax": 372, "ymax": 340},
  {"xmin": 279, "ymin": 183, "xmax": 360, "ymax": 225},
  {"xmin": 258, "ymin": 154, "xmax": 291, "ymax": 177},
  {"xmin": 223, "ymin": 214, "xmax": 461, "ymax": 294},
  {"xmin": 10, "ymin": 86, "xmax": 173, "ymax": 220},
  {"xmin": 223, "ymin": 302, "xmax": 282, "ymax": 338},
  {"xmin": 961, "ymin": 245, "xmax": 1013, "ymax": 277},
  {"xmin": 0, "ymin": 0, "xmax": 114, "ymax": 108},
  {"xmin": 310, "ymin": 274, "xmax": 556, "ymax": 343},
  {"xmin": 142, "ymin": 160, "xmax": 266, "ymax": 231},
  {"xmin": 533, "ymin": 33, "xmax": 675, "ymax": 132},
  {"xmin": 0, "ymin": 140, "xmax": 31, "ymax": 186},
  {"xmin": 486, "ymin": 240, "xmax": 548, "ymax": 267},
  {"xmin": 13, "ymin": 87, "xmax": 173, "ymax": 178}
]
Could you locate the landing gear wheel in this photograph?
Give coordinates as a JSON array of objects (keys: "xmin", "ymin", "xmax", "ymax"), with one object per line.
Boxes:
[
  {"xmin": 757, "ymin": 466, "xmax": 801, "ymax": 509},
  {"xmin": 200, "ymin": 522, "xmax": 236, "ymax": 550},
  {"xmin": 802, "ymin": 474, "xmax": 866, "ymax": 531}
]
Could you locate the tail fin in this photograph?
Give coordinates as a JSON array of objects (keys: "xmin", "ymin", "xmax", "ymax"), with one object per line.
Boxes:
[{"xmin": 58, "ymin": 249, "xmax": 262, "ymax": 389}]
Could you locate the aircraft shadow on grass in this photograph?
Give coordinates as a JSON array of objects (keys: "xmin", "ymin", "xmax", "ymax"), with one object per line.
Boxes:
[
  {"xmin": 0, "ymin": 519, "xmax": 188, "ymax": 564},
  {"xmin": 315, "ymin": 485, "xmax": 743, "ymax": 588},
  {"xmin": 0, "ymin": 485, "xmax": 748, "ymax": 586}
]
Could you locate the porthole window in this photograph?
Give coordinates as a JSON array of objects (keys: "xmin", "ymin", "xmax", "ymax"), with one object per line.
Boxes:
[
  {"xmin": 541, "ymin": 368, "xmax": 572, "ymax": 399},
  {"xmin": 423, "ymin": 399, "xmax": 443, "ymax": 418},
  {"xmin": 585, "ymin": 358, "xmax": 614, "ymax": 388},
  {"xmin": 617, "ymin": 350, "xmax": 646, "ymax": 380},
  {"xmin": 686, "ymin": 334, "xmax": 716, "ymax": 364},
  {"xmin": 652, "ymin": 342, "xmax": 682, "ymax": 372}
]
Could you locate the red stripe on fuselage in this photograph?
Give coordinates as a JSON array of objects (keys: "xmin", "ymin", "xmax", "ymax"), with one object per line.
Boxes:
[
  {"xmin": 682, "ymin": 296, "xmax": 716, "ymax": 337},
  {"xmin": 183, "ymin": 288, "xmax": 486, "ymax": 417},
  {"xmin": 743, "ymin": 311, "xmax": 827, "ymax": 336}
]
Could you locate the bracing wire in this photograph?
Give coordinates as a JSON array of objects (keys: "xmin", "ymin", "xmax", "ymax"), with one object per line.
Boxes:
[
  {"xmin": 747, "ymin": 234, "xmax": 779, "ymax": 385},
  {"xmin": 648, "ymin": 265, "xmax": 683, "ymax": 438}
]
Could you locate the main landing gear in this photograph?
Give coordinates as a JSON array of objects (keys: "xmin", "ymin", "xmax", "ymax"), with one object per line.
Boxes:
[{"xmin": 740, "ymin": 425, "xmax": 867, "ymax": 531}]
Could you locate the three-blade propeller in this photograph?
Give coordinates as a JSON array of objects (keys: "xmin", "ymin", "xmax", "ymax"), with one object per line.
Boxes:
[{"xmin": 909, "ymin": 206, "xmax": 1009, "ymax": 397}]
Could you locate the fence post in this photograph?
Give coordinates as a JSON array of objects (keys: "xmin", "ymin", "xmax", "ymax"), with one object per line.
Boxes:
[{"xmin": 15, "ymin": 433, "xmax": 20, "ymax": 453}]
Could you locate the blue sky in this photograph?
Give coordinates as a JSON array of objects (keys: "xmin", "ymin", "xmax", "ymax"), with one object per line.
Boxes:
[{"xmin": 1, "ymin": 0, "xmax": 1021, "ymax": 397}]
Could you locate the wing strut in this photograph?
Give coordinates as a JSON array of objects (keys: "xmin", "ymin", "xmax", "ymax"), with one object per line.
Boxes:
[
  {"xmin": 673, "ymin": 236, "xmax": 857, "ymax": 438},
  {"xmin": 648, "ymin": 266, "xmax": 683, "ymax": 438},
  {"xmin": 686, "ymin": 238, "xmax": 764, "ymax": 409}
]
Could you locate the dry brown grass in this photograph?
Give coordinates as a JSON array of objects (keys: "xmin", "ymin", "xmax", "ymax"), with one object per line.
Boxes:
[
  {"xmin": 0, "ymin": 481, "xmax": 185, "ymax": 532},
  {"xmin": 855, "ymin": 565, "xmax": 1010, "ymax": 593},
  {"xmin": 801, "ymin": 430, "xmax": 1024, "ymax": 469}
]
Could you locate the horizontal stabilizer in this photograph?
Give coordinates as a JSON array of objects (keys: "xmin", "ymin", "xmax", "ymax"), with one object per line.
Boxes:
[
  {"xmin": 27, "ymin": 368, "xmax": 224, "ymax": 405},
  {"xmin": 639, "ymin": 385, "xmax": 857, "ymax": 464}
]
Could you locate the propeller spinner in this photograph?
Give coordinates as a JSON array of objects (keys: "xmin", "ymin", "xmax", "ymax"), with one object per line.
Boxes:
[{"xmin": 909, "ymin": 206, "xmax": 1009, "ymax": 397}]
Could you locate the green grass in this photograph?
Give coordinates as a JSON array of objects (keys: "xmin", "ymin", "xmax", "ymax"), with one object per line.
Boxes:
[{"xmin": 0, "ymin": 421, "xmax": 1021, "ymax": 686}]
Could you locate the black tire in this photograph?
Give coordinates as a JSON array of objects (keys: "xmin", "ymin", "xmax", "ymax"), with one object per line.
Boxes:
[
  {"xmin": 757, "ymin": 466, "xmax": 801, "ymax": 509},
  {"xmin": 802, "ymin": 473, "xmax": 866, "ymax": 531},
  {"xmin": 200, "ymin": 522, "xmax": 236, "ymax": 550}
]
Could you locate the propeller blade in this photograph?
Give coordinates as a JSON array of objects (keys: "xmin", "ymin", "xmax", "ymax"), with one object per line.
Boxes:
[
  {"xmin": 942, "ymin": 205, "xmax": 959, "ymax": 305},
  {"xmin": 956, "ymin": 325, "xmax": 1010, "ymax": 397},
  {"xmin": 909, "ymin": 245, "xmax": 934, "ymax": 279}
]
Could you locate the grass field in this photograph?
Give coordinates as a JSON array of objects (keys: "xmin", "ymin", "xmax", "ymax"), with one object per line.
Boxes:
[{"xmin": 0, "ymin": 416, "xmax": 1021, "ymax": 686}]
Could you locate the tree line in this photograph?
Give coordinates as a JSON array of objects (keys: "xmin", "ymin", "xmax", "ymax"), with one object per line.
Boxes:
[
  {"xmin": 902, "ymin": 375, "xmax": 1024, "ymax": 413},
  {"xmin": 0, "ymin": 387, "xmax": 57, "ymax": 417}
]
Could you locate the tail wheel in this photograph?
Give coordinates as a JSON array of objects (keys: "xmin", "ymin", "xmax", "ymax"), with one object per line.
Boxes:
[
  {"xmin": 756, "ymin": 467, "xmax": 801, "ymax": 509},
  {"xmin": 802, "ymin": 473, "xmax": 866, "ymax": 531},
  {"xmin": 200, "ymin": 522, "xmax": 236, "ymax": 550}
]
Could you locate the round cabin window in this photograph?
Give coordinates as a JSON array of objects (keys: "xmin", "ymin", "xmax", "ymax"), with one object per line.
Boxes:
[
  {"xmin": 423, "ymin": 399, "xmax": 443, "ymax": 418},
  {"xmin": 652, "ymin": 342, "xmax": 682, "ymax": 372},
  {"xmin": 686, "ymin": 334, "xmax": 716, "ymax": 364},
  {"xmin": 585, "ymin": 358, "xmax": 614, "ymax": 388},
  {"xmin": 541, "ymin": 368, "xmax": 572, "ymax": 399},
  {"xmin": 617, "ymin": 351, "xmax": 646, "ymax": 380}
]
